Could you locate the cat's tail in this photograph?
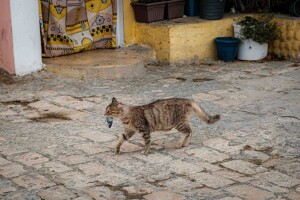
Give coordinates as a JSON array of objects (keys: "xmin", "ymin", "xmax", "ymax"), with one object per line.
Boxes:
[{"xmin": 191, "ymin": 101, "xmax": 220, "ymax": 124}]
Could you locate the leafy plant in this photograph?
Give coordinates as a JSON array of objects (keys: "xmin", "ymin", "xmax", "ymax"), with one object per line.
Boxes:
[{"xmin": 236, "ymin": 14, "xmax": 281, "ymax": 44}]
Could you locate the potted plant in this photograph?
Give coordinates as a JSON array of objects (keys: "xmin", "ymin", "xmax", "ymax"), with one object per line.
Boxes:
[
  {"xmin": 164, "ymin": 0, "xmax": 185, "ymax": 19},
  {"xmin": 234, "ymin": 14, "xmax": 281, "ymax": 60},
  {"xmin": 131, "ymin": 0, "xmax": 166, "ymax": 23}
]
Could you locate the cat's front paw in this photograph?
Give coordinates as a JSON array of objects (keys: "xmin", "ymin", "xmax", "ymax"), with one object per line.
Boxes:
[
  {"xmin": 176, "ymin": 141, "xmax": 183, "ymax": 149},
  {"xmin": 114, "ymin": 148, "xmax": 120, "ymax": 155}
]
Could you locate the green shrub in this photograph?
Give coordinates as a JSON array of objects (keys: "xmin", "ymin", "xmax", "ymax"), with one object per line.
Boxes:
[{"xmin": 236, "ymin": 14, "xmax": 281, "ymax": 44}]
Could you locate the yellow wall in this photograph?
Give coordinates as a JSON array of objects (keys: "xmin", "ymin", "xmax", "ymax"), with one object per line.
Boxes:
[
  {"xmin": 123, "ymin": 0, "xmax": 137, "ymax": 45},
  {"xmin": 135, "ymin": 23, "xmax": 170, "ymax": 61},
  {"xmin": 269, "ymin": 18, "xmax": 300, "ymax": 61},
  {"xmin": 168, "ymin": 18, "xmax": 234, "ymax": 62}
]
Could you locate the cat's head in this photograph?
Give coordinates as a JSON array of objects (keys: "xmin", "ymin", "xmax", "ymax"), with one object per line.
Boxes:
[{"xmin": 105, "ymin": 97, "xmax": 123, "ymax": 117}]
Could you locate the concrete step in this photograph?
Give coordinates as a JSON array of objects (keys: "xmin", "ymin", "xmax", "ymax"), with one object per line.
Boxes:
[{"xmin": 43, "ymin": 46, "xmax": 154, "ymax": 79}]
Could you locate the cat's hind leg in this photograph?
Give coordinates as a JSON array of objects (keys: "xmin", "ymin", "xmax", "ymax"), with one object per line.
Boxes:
[
  {"xmin": 141, "ymin": 129, "xmax": 151, "ymax": 155},
  {"xmin": 115, "ymin": 129, "xmax": 135, "ymax": 155},
  {"xmin": 175, "ymin": 122, "xmax": 192, "ymax": 148}
]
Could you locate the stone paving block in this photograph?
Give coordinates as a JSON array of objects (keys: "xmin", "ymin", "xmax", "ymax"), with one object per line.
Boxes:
[
  {"xmin": 0, "ymin": 144, "xmax": 28, "ymax": 156},
  {"xmin": 185, "ymin": 147, "xmax": 230, "ymax": 163},
  {"xmin": 218, "ymin": 197, "xmax": 243, "ymax": 200},
  {"xmin": 148, "ymin": 171, "xmax": 173, "ymax": 182},
  {"xmin": 245, "ymin": 137, "xmax": 273, "ymax": 151},
  {"xmin": 254, "ymin": 171, "xmax": 299, "ymax": 188},
  {"xmin": 222, "ymin": 131, "xmax": 249, "ymax": 140},
  {"xmin": 115, "ymin": 157, "xmax": 147, "ymax": 172},
  {"xmin": 28, "ymin": 100, "xmax": 88, "ymax": 120},
  {"xmin": 225, "ymin": 184, "xmax": 274, "ymax": 200},
  {"xmin": 123, "ymin": 183, "xmax": 158, "ymax": 196},
  {"xmin": 214, "ymin": 99, "xmax": 237, "ymax": 108},
  {"xmin": 192, "ymin": 93, "xmax": 221, "ymax": 101},
  {"xmin": 73, "ymin": 196, "xmax": 94, "ymax": 200},
  {"xmin": 183, "ymin": 187, "xmax": 223, "ymax": 199},
  {"xmin": 240, "ymin": 150, "xmax": 270, "ymax": 162},
  {"xmin": 58, "ymin": 154, "xmax": 92, "ymax": 165},
  {"xmin": 0, "ymin": 164, "xmax": 27, "ymax": 178},
  {"xmin": 275, "ymin": 161, "xmax": 300, "ymax": 173},
  {"xmin": 94, "ymin": 170, "xmax": 136, "ymax": 187},
  {"xmin": 78, "ymin": 130, "xmax": 116, "ymax": 143},
  {"xmin": 50, "ymin": 95, "xmax": 96, "ymax": 110},
  {"xmin": 12, "ymin": 173, "xmax": 55, "ymax": 190},
  {"xmin": 2, "ymin": 190, "xmax": 41, "ymax": 200},
  {"xmin": 249, "ymin": 180, "xmax": 289, "ymax": 194},
  {"xmin": 133, "ymin": 152, "xmax": 173, "ymax": 164},
  {"xmin": 283, "ymin": 191, "xmax": 300, "ymax": 200},
  {"xmin": 74, "ymin": 142, "xmax": 111, "ymax": 154},
  {"xmin": 0, "ymin": 137, "xmax": 6, "ymax": 144},
  {"xmin": 119, "ymin": 142, "xmax": 142, "ymax": 153},
  {"xmin": 165, "ymin": 159, "xmax": 204, "ymax": 175},
  {"xmin": 144, "ymin": 190, "xmax": 184, "ymax": 200},
  {"xmin": 33, "ymin": 161, "xmax": 72, "ymax": 173},
  {"xmin": 159, "ymin": 177, "xmax": 203, "ymax": 192},
  {"xmin": 262, "ymin": 158, "xmax": 284, "ymax": 168},
  {"xmin": 37, "ymin": 90, "xmax": 58, "ymax": 97},
  {"xmin": 189, "ymin": 172, "xmax": 235, "ymax": 189},
  {"xmin": 214, "ymin": 169, "xmax": 251, "ymax": 182},
  {"xmin": 221, "ymin": 160, "xmax": 267, "ymax": 175},
  {"xmin": 13, "ymin": 152, "xmax": 49, "ymax": 166},
  {"xmin": 78, "ymin": 162, "xmax": 112, "ymax": 176},
  {"xmin": 202, "ymin": 137, "xmax": 244, "ymax": 154},
  {"xmin": 197, "ymin": 161, "xmax": 222, "ymax": 172},
  {"xmin": 0, "ymin": 180, "xmax": 17, "ymax": 195},
  {"xmin": 37, "ymin": 186, "xmax": 77, "ymax": 200},
  {"xmin": 54, "ymin": 171, "xmax": 95, "ymax": 190},
  {"xmin": 296, "ymin": 186, "xmax": 300, "ymax": 193},
  {"xmin": 0, "ymin": 109, "xmax": 17, "ymax": 117},
  {"xmin": 41, "ymin": 144, "xmax": 83, "ymax": 157},
  {"xmin": 85, "ymin": 186, "xmax": 126, "ymax": 200},
  {"xmin": 0, "ymin": 156, "xmax": 12, "ymax": 166}
]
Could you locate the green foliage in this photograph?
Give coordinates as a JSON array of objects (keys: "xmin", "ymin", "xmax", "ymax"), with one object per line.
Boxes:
[{"xmin": 236, "ymin": 14, "xmax": 281, "ymax": 44}]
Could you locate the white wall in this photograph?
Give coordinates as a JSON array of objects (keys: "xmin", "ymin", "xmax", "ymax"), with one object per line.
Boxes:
[
  {"xmin": 116, "ymin": 0, "xmax": 124, "ymax": 47},
  {"xmin": 10, "ymin": 0, "xmax": 43, "ymax": 75}
]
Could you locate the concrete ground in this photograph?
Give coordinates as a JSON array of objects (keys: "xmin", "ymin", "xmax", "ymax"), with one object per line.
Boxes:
[{"xmin": 0, "ymin": 60, "xmax": 299, "ymax": 200}]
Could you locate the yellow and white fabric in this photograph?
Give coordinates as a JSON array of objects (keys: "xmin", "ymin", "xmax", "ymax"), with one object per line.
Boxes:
[{"xmin": 39, "ymin": 0, "xmax": 117, "ymax": 57}]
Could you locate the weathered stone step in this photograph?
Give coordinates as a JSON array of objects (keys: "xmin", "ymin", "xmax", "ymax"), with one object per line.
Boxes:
[{"xmin": 43, "ymin": 46, "xmax": 154, "ymax": 79}]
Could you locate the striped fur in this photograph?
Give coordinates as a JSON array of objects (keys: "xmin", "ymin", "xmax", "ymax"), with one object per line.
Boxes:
[{"xmin": 105, "ymin": 97, "xmax": 220, "ymax": 155}]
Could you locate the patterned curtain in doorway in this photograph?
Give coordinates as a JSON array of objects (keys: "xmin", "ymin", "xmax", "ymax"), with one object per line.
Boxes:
[{"xmin": 39, "ymin": 0, "xmax": 117, "ymax": 57}]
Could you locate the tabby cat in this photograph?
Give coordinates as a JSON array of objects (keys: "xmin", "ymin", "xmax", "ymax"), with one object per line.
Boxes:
[{"xmin": 105, "ymin": 97, "xmax": 220, "ymax": 155}]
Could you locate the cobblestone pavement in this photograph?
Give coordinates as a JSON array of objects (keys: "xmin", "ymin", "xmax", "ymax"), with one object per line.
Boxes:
[{"xmin": 0, "ymin": 61, "xmax": 299, "ymax": 200}]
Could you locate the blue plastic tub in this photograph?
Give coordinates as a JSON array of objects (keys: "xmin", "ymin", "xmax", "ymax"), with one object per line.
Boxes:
[
  {"xmin": 186, "ymin": 0, "xmax": 199, "ymax": 16},
  {"xmin": 214, "ymin": 37, "xmax": 240, "ymax": 62}
]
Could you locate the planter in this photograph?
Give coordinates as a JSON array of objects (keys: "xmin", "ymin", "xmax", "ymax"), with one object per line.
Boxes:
[
  {"xmin": 131, "ymin": 2, "xmax": 166, "ymax": 23},
  {"xmin": 186, "ymin": 0, "xmax": 199, "ymax": 16},
  {"xmin": 165, "ymin": 0, "xmax": 185, "ymax": 19},
  {"xmin": 214, "ymin": 37, "xmax": 240, "ymax": 62},
  {"xmin": 234, "ymin": 24, "xmax": 268, "ymax": 60},
  {"xmin": 199, "ymin": 0, "xmax": 226, "ymax": 20}
]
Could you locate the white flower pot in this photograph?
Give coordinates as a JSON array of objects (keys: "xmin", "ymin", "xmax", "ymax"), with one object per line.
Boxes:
[{"xmin": 233, "ymin": 24, "xmax": 268, "ymax": 61}]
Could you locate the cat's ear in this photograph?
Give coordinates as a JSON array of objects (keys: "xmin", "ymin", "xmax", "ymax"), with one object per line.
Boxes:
[{"xmin": 112, "ymin": 97, "xmax": 118, "ymax": 104}]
